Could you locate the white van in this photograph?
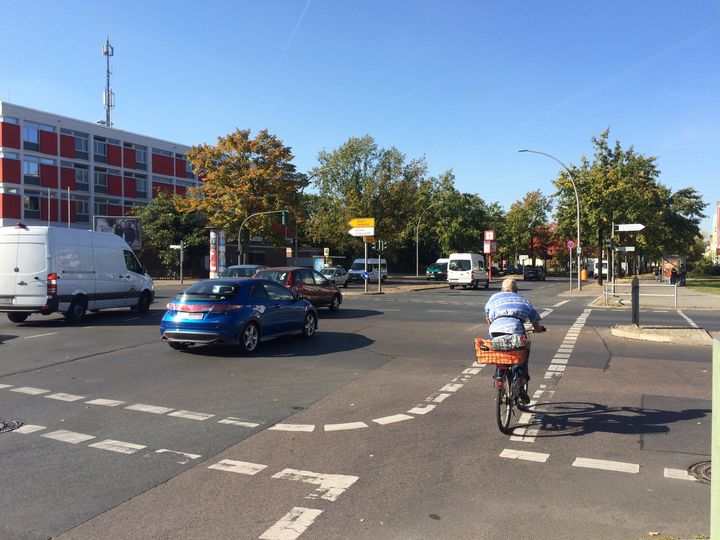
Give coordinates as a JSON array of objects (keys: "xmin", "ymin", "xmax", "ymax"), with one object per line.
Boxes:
[
  {"xmin": 447, "ymin": 252, "xmax": 489, "ymax": 289},
  {"xmin": 347, "ymin": 258, "xmax": 388, "ymax": 283},
  {"xmin": 0, "ymin": 224, "xmax": 154, "ymax": 323}
]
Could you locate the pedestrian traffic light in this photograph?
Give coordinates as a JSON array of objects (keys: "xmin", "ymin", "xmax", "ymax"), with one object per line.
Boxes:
[{"xmin": 281, "ymin": 210, "xmax": 289, "ymax": 225}]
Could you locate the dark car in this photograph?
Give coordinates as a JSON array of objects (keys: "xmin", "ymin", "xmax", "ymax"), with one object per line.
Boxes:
[
  {"xmin": 160, "ymin": 278, "xmax": 318, "ymax": 352},
  {"xmin": 219, "ymin": 264, "xmax": 266, "ymax": 278},
  {"xmin": 523, "ymin": 265, "xmax": 546, "ymax": 281},
  {"xmin": 425, "ymin": 262, "xmax": 448, "ymax": 280},
  {"xmin": 254, "ymin": 267, "xmax": 343, "ymax": 311}
]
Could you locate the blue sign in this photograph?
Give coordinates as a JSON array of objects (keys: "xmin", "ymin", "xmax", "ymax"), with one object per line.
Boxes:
[{"xmin": 361, "ymin": 271, "xmax": 369, "ymax": 280}]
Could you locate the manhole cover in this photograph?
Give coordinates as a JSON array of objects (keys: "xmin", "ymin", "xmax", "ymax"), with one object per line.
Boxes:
[
  {"xmin": 688, "ymin": 461, "xmax": 711, "ymax": 483},
  {"xmin": 0, "ymin": 418, "xmax": 24, "ymax": 434}
]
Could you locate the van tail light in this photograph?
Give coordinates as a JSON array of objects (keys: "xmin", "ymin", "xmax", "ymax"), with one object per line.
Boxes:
[{"xmin": 47, "ymin": 273, "xmax": 58, "ymax": 297}]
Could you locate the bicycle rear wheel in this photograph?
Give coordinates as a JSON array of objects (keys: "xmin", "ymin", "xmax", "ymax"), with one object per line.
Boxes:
[{"xmin": 495, "ymin": 370, "xmax": 513, "ymax": 434}]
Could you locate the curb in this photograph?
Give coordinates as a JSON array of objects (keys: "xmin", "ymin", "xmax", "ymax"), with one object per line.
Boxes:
[{"xmin": 610, "ymin": 324, "xmax": 713, "ymax": 346}]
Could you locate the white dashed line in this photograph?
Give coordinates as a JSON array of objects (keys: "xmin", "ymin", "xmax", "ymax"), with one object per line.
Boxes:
[
  {"xmin": 572, "ymin": 457, "xmax": 639, "ymax": 474},
  {"xmin": 125, "ymin": 403, "xmax": 174, "ymax": 414},
  {"xmin": 372, "ymin": 414, "xmax": 413, "ymax": 425},
  {"xmin": 407, "ymin": 404, "xmax": 436, "ymax": 415},
  {"xmin": 324, "ymin": 422, "xmax": 368, "ymax": 431},
  {"xmin": 167, "ymin": 410, "xmax": 214, "ymax": 421},
  {"xmin": 440, "ymin": 383, "xmax": 463, "ymax": 392},
  {"xmin": 13, "ymin": 424, "xmax": 46, "ymax": 434},
  {"xmin": 0, "ymin": 384, "xmax": 13, "ymax": 389},
  {"xmin": 462, "ymin": 367, "xmax": 482, "ymax": 375},
  {"xmin": 553, "ymin": 300, "xmax": 570, "ymax": 307},
  {"xmin": 272, "ymin": 469, "xmax": 359, "ymax": 501},
  {"xmin": 269, "ymin": 424, "xmax": 316, "ymax": 432},
  {"xmin": 24, "ymin": 332, "xmax": 58, "ymax": 339},
  {"xmin": 208, "ymin": 459, "xmax": 268, "ymax": 475},
  {"xmin": 11, "ymin": 387, "xmax": 49, "ymax": 395},
  {"xmin": 218, "ymin": 417, "xmax": 261, "ymax": 428},
  {"xmin": 45, "ymin": 393, "xmax": 86, "ymax": 402},
  {"xmin": 259, "ymin": 507, "xmax": 323, "ymax": 540},
  {"xmin": 431, "ymin": 393, "xmax": 451, "ymax": 403},
  {"xmin": 664, "ymin": 468, "xmax": 697, "ymax": 481},
  {"xmin": 42, "ymin": 430, "xmax": 95, "ymax": 444},
  {"xmin": 88, "ymin": 439, "xmax": 146, "ymax": 454},
  {"xmin": 500, "ymin": 448, "xmax": 550, "ymax": 462},
  {"xmin": 86, "ymin": 398, "xmax": 126, "ymax": 407}
]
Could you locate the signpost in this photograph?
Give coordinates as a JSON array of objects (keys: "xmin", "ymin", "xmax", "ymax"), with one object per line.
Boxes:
[
  {"xmin": 349, "ymin": 218, "xmax": 376, "ymax": 293},
  {"xmin": 567, "ymin": 240, "xmax": 575, "ymax": 293},
  {"xmin": 169, "ymin": 241, "xmax": 185, "ymax": 284},
  {"xmin": 484, "ymin": 231, "xmax": 496, "ymax": 282}
]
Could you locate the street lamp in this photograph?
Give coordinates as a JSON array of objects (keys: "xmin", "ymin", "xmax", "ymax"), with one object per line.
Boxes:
[
  {"xmin": 294, "ymin": 166, "xmax": 332, "ymax": 265},
  {"xmin": 519, "ymin": 149, "xmax": 582, "ymax": 291},
  {"xmin": 415, "ymin": 200, "xmax": 441, "ymax": 277},
  {"xmin": 238, "ymin": 210, "xmax": 288, "ymax": 264}
]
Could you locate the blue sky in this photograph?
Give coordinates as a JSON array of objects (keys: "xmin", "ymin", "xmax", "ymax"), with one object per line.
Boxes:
[{"xmin": 1, "ymin": 0, "xmax": 718, "ymax": 231}]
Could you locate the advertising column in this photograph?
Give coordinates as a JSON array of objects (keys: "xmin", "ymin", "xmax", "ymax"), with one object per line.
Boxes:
[{"xmin": 209, "ymin": 229, "xmax": 219, "ymax": 279}]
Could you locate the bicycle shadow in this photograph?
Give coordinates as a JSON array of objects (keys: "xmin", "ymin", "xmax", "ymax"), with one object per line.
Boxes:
[{"xmin": 517, "ymin": 401, "xmax": 709, "ymax": 438}]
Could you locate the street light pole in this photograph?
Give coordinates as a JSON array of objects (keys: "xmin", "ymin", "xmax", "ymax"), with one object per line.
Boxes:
[
  {"xmin": 519, "ymin": 149, "xmax": 582, "ymax": 291},
  {"xmin": 293, "ymin": 167, "xmax": 332, "ymax": 265},
  {"xmin": 238, "ymin": 210, "xmax": 288, "ymax": 265},
  {"xmin": 416, "ymin": 201, "xmax": 441, "ymax": 277}
]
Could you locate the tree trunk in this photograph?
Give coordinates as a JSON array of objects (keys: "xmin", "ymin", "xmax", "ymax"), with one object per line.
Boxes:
[{"xmin": 597, "ymin": 227, "xmax": 604, "ymax": 286}]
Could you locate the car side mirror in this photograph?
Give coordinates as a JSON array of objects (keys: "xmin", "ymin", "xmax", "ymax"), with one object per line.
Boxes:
[{"xmin": 294, "ymin": 292, "xmax": 304, "ymax": 301}]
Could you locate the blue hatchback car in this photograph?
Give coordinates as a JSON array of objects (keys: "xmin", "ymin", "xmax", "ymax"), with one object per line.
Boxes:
[{"xmin": 160, "ymin": 278, "xmax": 318, "ymax": 352}]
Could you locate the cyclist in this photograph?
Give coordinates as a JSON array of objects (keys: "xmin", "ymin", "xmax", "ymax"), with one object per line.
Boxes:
[{"xmin": 484, "ymin": 278, "xmax": 546, "ymax": 404}]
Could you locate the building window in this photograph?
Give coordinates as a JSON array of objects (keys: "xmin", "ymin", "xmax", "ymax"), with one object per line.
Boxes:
[
  {"xmin": 75, "ymin": 134, "xmax": 89, "ymax": 159},
  {"xmin": 75, "ymin": 198, "xmax": 89, "ymax": 222},
  {"xmin": 75, "ymin": 165, "xmax": 89, "ymax": 191},
  {"xmin": 135, "ymin": 175, "xmax": 147, "ymax": 198},
  {"xmin": 23, "ymin": 192, "xmax": 41, "ymax": 219},
  {"xmin": 152, "ymin": 148, "xmax": 173, "ymax": 157},
  {"xmin": 0, "ymin": 116, "xmax": 19, "ymax": 124},
  {"xmin": 185, "ymin": 160, "xmax": 194, "ymax": 178},
  {"xmin": 23, "ymin": 157, "xmax": 40, "ymax": 185},
  {"xmin": 135, "ymin": 146, "xmax": 147, "ymax": 170},
  {"xmin": 0, "ymin": 151, "xmax": 20, "ymax": 160},
  {"xmin": 94, "ymin": 137, "xmax": 107, "ymax": 163},
  {"xmin": 22, "ymin": 121, "xmax": 40, "ymax": 151},
  {"xmin": 94, "ymin": 198, "xmax": 108, "ymax": 216},
  {"xmin": 94, "ymin": 169, "xmax": 107, "ymax": 193}
]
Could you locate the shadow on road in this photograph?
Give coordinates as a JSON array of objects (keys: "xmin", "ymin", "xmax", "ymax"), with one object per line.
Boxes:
[
  {"xmin": 321, "ymin": 308, "xmax": 383, "ymax": 319},
  {"xmin": 519, "ymin": 401, "xmax": 710, "ymax": 438}
]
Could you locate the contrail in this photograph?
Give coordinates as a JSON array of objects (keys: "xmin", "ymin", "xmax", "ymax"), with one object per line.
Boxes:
[{"xmin": 279, "ymin": 0, "xmax": 312, "ymax": 62}]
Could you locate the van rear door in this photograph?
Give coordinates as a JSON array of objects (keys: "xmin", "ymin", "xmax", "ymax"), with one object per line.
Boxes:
[
  {"xmin": 0, "ymin": 229, "xmax": 48, "ymax": 307},
  {"xmin": 0, "ymin": 232, "xmax": 19, "ymax": 304}
]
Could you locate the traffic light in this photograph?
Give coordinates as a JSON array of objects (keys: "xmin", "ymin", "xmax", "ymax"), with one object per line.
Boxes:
[{"xmin": 281, "ymin": 210, "xmax": 289, "ymax": 225}]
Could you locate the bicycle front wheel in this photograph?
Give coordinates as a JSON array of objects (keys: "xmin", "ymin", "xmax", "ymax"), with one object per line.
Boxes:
[{"xmin": 495, "ymin": 370, "xmax": 513, "ymax": 434}]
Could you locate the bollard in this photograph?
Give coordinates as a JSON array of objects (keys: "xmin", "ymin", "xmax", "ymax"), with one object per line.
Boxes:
[
  {"xmin": 631, "ymin": 276, "xmax": 639, "ymax": 326},
  {"xmin": 712, "ymin": 339, "xmax": 719, "ymax": 540}
]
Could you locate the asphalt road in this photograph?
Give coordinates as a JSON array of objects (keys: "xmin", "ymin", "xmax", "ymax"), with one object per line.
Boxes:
[{"xmin": 0, "ymin": 277, "xmax": 712, "ymax": 539}]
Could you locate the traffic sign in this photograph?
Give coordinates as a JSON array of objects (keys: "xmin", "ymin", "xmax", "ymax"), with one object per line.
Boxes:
[
  {"xmin": 483, "ymin": 241, "xmax": 497, "ymax": 254},
  {"xmin": 349, "ymin": 226, "xmax": 375, "ymax": 237},
  {"xmin": 567, "ymin": 240, "xmax": 575, "ymax": 249},
  {"xmin": 361, "ymin": 271, "xmax": 369, "ymax": 280},
  {"xmin": 616, "ymin": 246, "xmax": 636, "ymax": 252},
  {"xmin": 348, "ymin": 217, "xmax": 375, "ymax": 228},
  {"xmin": 484, "ymin": 230, "xmax": 495, "ymax": 241},
  {"xmin": 170, "ymin": 244, "xmax": 182, "ymax": 249},
  {"xmin": 323, "ymin": 247, "xmax": 330, "ymax": 257},
  {"xmin": 362, "ymin": 236, "xmax": 374, "ymax": 243},
  {"xmin": 616, "ymin": 223, "xmax": 645, "ymax": 232}
]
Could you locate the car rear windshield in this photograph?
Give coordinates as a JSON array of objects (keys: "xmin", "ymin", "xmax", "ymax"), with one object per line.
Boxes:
[
  {"xmin": 181, "ymin": 281, "xmax": 241, "ymax": 300},
  {"xmin": 221, "ymin": 267, "xmax": 256, "ymax": 277},
  {"xmin": 449, "ymin": 260, "xmax": 470, "ymax": 271}
]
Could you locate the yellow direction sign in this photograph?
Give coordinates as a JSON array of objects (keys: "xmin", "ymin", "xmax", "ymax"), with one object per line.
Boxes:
[{"xmin": 348, "ymin": 217, "xmax": 375, "ymax": 228}]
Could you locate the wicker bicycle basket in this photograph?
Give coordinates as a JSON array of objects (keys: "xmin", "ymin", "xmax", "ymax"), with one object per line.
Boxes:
[{"xmin": 474, "ymin": 338, "xmax": 527, "ymax": 365}]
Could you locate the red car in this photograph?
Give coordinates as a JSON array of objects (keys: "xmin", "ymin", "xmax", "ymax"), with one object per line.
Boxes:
[{"xmin": 254, "ymin": 267, "xmax": 342, "ymax": 311}]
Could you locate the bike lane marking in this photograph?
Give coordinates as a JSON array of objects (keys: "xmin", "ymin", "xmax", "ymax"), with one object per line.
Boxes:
[
  {"xmin": 259, "ymin": 508, "xmax": 324, "ymax": 540},
  {"xmin": 572, "ymin": 457, "xmax": 639, "ymax": 474},
  {"xmin": 677, "ymin": 310, "xmax": 699, "ymax": 329},
  {"xmin": 499, "ymin": 448, "xmax": 549, "ymax": 462}
]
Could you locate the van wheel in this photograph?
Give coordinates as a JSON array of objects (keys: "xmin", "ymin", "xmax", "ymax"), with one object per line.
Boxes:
[
  {"xmin": 449, "ymin": 285, "xmax": 455, "ymax": 289},
  {"xmin": 7, "ymin": 312, "xmax": 29, "ymax": 323},
  {"xmin": 66, "ymin": 297, "xmax": 87, "ymax": 323},
  {"xmin": 134, "ymin": 291, "xmax": 152, "ymax": 313}
]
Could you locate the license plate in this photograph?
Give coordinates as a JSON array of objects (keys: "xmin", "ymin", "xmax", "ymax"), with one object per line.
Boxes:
[{"xmin": 177, "ymin": 312, "xmax": 203, "ymax": 320}]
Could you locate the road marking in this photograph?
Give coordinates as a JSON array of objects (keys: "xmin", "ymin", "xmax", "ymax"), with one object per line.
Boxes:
[
  {"xmin": 664, "ymin": 468, "xmax": 696, "ymax": 481},
  {"xmin": 86, "ymin": 398, "xmax": 126, "ymax": 407},
  {"xmin": 440, "ymin": 383, "xmax": 463, "ymax": 392},
  {"xmin": 125, "ymin": 403, "xmax": 174, "ymax": 414},
  {"xmin": 0, "ymin": 384, "xmax": 13, "ymax": 389},
  {"xmin": 89, "ymin": 439, "xmax": 146, "ymax": 454},
  {"xmin": 553, "ymin": 300, "xmax": 570, "ymax": 307},
  {"xmin": 324, "ymin": 422, "xmax": 368, "ymax": 431},
  {"xmin": 572, "ymin": 457, "xmax": 639, "ymax": 473},
  {"xmin": 208, "ymin": 459, "xmax": 268, "ymax": 475},
  {"xmin": 13, "ymin": 424, "xmax": 46, "ymax": 434},
  {"xmin": 23, "ymin": 332, "xmax": 58, "ymax": 339},
  {"xmin": 677, "ymin": 310, "xmax": 699, "ymax": 329},
  {"xmin": 45, "ymin": 393, "xmax": 86, "ymax": 402},
  {"xmin": 42, "ymin": 430, "xmax": 95, "ymax": 444},
  {"xmin": 408, "ymin": 404, "xmax": 436, "ymax": 415},
  {"xmin": 653, "ymin": 310, "xmax": 669, "ymax": 313},
  {"xmin": 259, "ymin": 507, "xmax": 323, "ymax": 540},
  {"xmin": 462, "ymin": 367, "xmax": 482, "ymax": 375},
  {"xmin": 156, "ymin": 449, "xmax": 202, "ymax": 463},
  {"xmin": 431, "ymin": 393, "xmax": 451, "ymax": 403},
  {"xmin": 372, "ymin": 414, "xmax": 413, "ymax": 425},
  {"xmin": 539, "ymin": 308, "xmax": 553, "ymax": 319},
  {"xmin": 499, "ymin": 448, "xmax": 549, "ymax": 462},
  {"xmin": 428, "ymin": 309, "xmax": 457, "ymax": 313},
  {"xmin": 269, "ymin": 424, "xmax": 316, "ymax": 432},
  {"xmin": 218, "ymin": 417, "xmax": 261, "ymax": 428},
  {"xmin": 551, "ymin": 357, "xmax": 569, "ymax": 365},
  {"xmin": 11, "ymin": 387, "xmax": 49, "ymax": 395},
  {"xmin": 167, "ymin": 410, "xmax": 215, "ymax": 421},
  {"xmin": 272, "ymin": 469, "xmax": 359, "ymax": 501}
]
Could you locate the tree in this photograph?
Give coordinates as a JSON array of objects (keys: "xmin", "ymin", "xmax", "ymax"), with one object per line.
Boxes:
[
  {"xmin": 179, "ymin": 129, "xmax": 308, "ymax": 248},
  {"xmin": 505, "ymin": 190, "xmax": 551, "ymax": 266}
]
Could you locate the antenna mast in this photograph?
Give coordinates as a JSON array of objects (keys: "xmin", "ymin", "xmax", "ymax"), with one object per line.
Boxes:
[{"xmin": 101, "ymin": 36, "xmax": 115, "ymax": 126}]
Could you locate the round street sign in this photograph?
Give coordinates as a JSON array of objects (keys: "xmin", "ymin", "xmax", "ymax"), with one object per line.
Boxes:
[{"xmin": 567, "ymin": 240, "xmax": 575, "ymax": 249}]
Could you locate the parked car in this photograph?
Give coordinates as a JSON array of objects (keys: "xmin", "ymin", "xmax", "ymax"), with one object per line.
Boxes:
[
  {"xmin": 220, "ymin": 264, "xmax": 266, "ymax": 278},
  {"xmin": 160, "ymin": 278, "xmax": 318, "ymax": 352},
  {"xmin": 425, "ymin": 261, "xmax": 448, "ymax": 280},
  {"xmin": 254, "ymin": 267, "xmax": 342, "ymax": 311},
  {"xmin": 320, "ymin": 266, "xmax": 348, "ymax": 288},
  {"xmin": 523, "ymin": 265, "xmax": 546, "ymax": 281}
]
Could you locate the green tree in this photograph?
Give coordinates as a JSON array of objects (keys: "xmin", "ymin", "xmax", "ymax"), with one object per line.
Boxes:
[{"xmin": 505, "ymin": 190, "xmax": 551, "ymax": 266}]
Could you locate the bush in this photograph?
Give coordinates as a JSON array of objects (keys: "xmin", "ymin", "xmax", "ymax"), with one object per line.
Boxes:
[{"xmin": 689, "ymin": 259, "xmax": 720, "ymax": 275}]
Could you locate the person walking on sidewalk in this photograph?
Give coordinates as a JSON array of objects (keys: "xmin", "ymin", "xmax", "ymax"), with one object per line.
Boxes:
[{"xmin": 484, "ymin": 278, "xmax": 546, "ymax": 404}]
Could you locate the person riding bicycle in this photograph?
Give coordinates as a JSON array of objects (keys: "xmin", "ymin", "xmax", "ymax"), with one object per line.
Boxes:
[{"xmin": 484, "ymin": 278, "xmax": 546, "ymax": 404}]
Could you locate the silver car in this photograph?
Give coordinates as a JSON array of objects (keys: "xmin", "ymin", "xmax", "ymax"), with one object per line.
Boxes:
[{"xmin": 320, "ymin": 267, "xmax": 348, "ymax": 288}]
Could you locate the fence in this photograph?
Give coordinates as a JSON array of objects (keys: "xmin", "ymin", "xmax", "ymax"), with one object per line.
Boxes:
[{"xmin": 603, "ymin": 281, "xmax": 678, "ymax": 308}]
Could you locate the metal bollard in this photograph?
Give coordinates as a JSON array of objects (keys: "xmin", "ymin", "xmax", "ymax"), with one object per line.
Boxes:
[{"xmin": 631, "ymin": 276, "xmax": 639, "ymax": 326}]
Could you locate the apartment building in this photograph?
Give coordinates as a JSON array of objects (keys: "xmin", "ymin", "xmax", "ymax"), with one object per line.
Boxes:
[{"xmin": 0, "ymin": 102, "xmax": 198, "ymax": 228}]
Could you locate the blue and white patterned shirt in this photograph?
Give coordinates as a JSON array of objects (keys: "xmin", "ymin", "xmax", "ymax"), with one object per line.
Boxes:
[{"xmin": 484, "ymin": 291, "xmax": 541, "ymax": 335}]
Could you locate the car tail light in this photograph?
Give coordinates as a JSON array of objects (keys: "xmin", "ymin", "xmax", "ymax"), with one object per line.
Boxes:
[
  {"xmin": 166, "ymin": 302, "xmax": 244, "ymax": 314},
  {"xmin": 47, "ymin": 273, "xmax": 58, "ymax": 297},
  {"xmin": 286, "ymin": 272, "xmax": 294, "ymax": 288},
  {"xmin": 209, "ymin": 304, "xmax": 245, "ymax": 313}
]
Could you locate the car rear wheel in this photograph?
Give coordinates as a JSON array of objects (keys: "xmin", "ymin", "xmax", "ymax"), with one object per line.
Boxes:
[
  {"xmin": 7, "ymin": 312, "xmax": 29, "ymax": 323},
  {"xmin": 240, "ymin": 322, "xmax": 260, "ymax": 353},
  {"xmin": 302, "ymin": 312, "xmax": 316, "ymax": 338},
  {"xmin": 329, "ymin": 294, "xmax": 341, "ymax": 311}
]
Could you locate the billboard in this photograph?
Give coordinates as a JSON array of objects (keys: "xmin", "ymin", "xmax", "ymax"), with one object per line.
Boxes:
[{"xmin": 93, "ymin": 216, "xmax": 142, "ymax": 251}]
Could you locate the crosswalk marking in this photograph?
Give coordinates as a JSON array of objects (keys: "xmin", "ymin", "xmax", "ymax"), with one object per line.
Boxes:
[
  {"xmin": 42, "ymin": 430, "xmax": 95, "ymax": 444},
  {"xmin": 208, "ymin": 459, "xmax": 268, "ymax": 475},
  {"xmin": 11, "ymin": 387, "xmax": 49, "ymax": 395},
  {"xmin": 572, "ymin": 457, "xmax": 639, "ymax": 474},
  {"xmin": 13, "ymin": 424, "xmax": 46, "ymax": 434},
  {"xmin": 500, "ymin": 448, "xmax": 550, "ymax": 462},
  {"xmin": 89, "ymin": 439, "xmax": 146, "ymax": 454},
  {"xmin": 86, "ymin": 398, "xmax": 126, "ymax": 407},
  {"xmin": 125, "ymin": 403, "xmax": 174, "ymax": 414},
  {"xmin": 218, "ymin": 417, "xmax": 261, "ymax": 428},
  {"xmin": 45, "ymin": 393, "xmax": 86, "ymax": 402}
]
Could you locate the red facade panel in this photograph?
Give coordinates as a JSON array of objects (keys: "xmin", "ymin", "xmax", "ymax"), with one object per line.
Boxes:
[
  {"xmin": 39, "ymin": 130, "xmax": 58, "ymax": 156},
  {"xmin": 107, "ymin": 204, "xmax": 122, "ymax": 216},
  {"xmin": 152, "ymin": 183, "xmax": 174, "ymax": 196},
  {"xmin": 175, "ymin": 185, "xmax": 186, "ymax": 196},
  {"xmin": 0, "ymin": 158, "xmax": 21, "ymax": 183},
  {"xmin": 60, "ymin": 167, "xmax": 76, "ymax": 190},
  {"xmin": 123, "ymin": 147, "xmax": 136, "ymax": 169},
  {"xmin": 107, "ymin": 144, "xmax": 122, "ymax": 167},
  {"xmin": 175, "ymin": 158, "xmax": 187, "ymax": 178},
  {"xmin": 59, "ymin": 134, "xmax": 76, "ymax": 158},
  {"xmin": 124, "ymin": 176, "xmax": 137, "ymax": 198},
  {"xmin": 0, "ymin": 193, "xmax": 22, "ymax": 218},
  {"xmin": 107, "ymin": 174, "xmax": 122, "ymax": 196},
  {"xmin": 152, "ymin": 154, "xmax": 174, "ymax": 176},
  {"xmin": 40, "ymin": 164, "xmax": 58, "ymax": 188},
  {"xmin": 0, "ymin": 122, "xmax": 21, "ymax": 149},
  {"xmin": 60, "ymin": 200, "xmax": 77, "ymax": 223},
  {"xmin": 40, "ymin": 197, "xmax": 59, "ymax": 222}
]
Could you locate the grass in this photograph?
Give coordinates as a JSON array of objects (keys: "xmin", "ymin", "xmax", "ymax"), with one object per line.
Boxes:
[{"xmin": 686, "ymin": 274, "xmax": 720, "ymax": 294}]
